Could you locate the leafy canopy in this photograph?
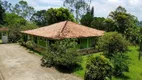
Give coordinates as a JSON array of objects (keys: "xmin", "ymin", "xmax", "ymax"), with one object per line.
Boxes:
[
  {"xmin": 91, "ymin": 17, "xmax": 105, "ymax": 29},
  {"xmin": 98, "ymin": 32, "xmax": 129, "ymax": 57},
  {"xmin": 46, "ymin": 7, "xmax": 75, "ymax": 25},
  {"xmin": 30, "ymin": 10, "xmax": 48, "ymax": 27},
  {"xmin": 80, "ymin": 12, "xmax": 93, "ymax": 27},
  {"xmin": 108, "ymin": 6, "xmax": 138, "ymax": 34}
]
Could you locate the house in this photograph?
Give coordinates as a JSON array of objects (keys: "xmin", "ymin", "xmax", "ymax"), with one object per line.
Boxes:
[
  {"xmin": 21, "ymin": 21, "xmax": 104, "ymax": 50},
  {"xmin": 0, "ymin": 28, "xmax": 9, "ymax": 43}
]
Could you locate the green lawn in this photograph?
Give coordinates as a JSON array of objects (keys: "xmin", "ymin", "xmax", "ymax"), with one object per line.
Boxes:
[
  {"xmin": 121, "ymin": 46, "xmax": 142, "ymax": 80},
  {"xmin": 74, "ymin": 46, "xmax": 142, "ymax": 80}
]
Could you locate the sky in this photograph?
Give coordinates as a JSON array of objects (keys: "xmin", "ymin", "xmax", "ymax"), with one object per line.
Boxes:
[{"xmin": 6, "ymin": 0, "xmax": 142, "ymax": 21}]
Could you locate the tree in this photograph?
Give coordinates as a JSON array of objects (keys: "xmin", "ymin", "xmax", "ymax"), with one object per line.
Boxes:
[
  {"xmin": 98, "ymin": 32, "xmax": 129, "ymax": 57},
  {"xmin": 90, "ymin": 6, "xmax": 94, "ymax": 16},
  {"xmin": 4, "ymin": 13, "xmax": 26, "ymax": 42},
  {"xmin": 1, "ymin": 0, "xmax": 13, "ymax": 13},
  {"xmin": 80, "ymin": 6, "xmax": 94, "ymax": 27},
  {"xmin": 91, "ymin": 17, "xmax": 105, "ymax": 29},
  {"xmin": 12, "ymin": 0, "xmax": 35, "ymax": 20},
  {"xmin": 84, "ymin": 55, "xmax": 113, "ymax": 80},
  {"xmin": 30, "ymin": 10, "xmax": 48, "ymax": 27},
  {"xmin": 102, "ymin": 18, "xmax": 117, "ymax": 32},
  {"xmin": 46, "ymin": 7, "xmax": 75, "ymax": 25},
  {"xmin": 41, "ymin": 39, "xmax": 81, "ymax": 69},
  {"xmin": 4, "ymin": 13, "xmax": 26, "ymax": 26},
  {"xmin": 80, "ymin": 13, "xmax": 93, "ymax": 27},
  {"xmin": 4, "ymin": 13, "xmax": 37, "ymax": 42},
  {"xmin": 63, "ymin": 0, "xmax": 92, "ymax": 22},
  {"xmin": 0, "ymin": 2, "xmax": 5, "ymax": 25},
  {"xmin": 108, "ymin": 6, "xmax": 138, "ymax": 34}
]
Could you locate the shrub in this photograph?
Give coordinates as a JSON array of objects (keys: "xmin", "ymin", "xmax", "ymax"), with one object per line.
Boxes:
[
  {"xmin": 25, "ymin": 40, "xmax": 36, "ymax": 49},
  {"xmin": 98, "ymin": 32, "xmax": 129, "ymax": 57},
  {"xmin": 84, "ymin": 55, "xmax": 114, "ymax": 80},
  {"xmin": 111, "ymin": 53, "xmax": 130, "ymax": 76},
  {"xmin": 41, "ymin": 52, "xmax": 55, "ymax": 67},
  {"xmin": 41, "ymin": 39, "xmax": 82, "ymax": 69}
]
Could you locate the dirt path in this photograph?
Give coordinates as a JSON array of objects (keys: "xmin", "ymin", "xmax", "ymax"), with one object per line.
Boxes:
[{"xmin": 0, "ymin": 44, "xmax": 82, "ymax": 80}]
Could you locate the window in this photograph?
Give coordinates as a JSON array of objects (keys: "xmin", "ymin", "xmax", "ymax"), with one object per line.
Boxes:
[
  {"xmin": 33, "ymin": 36, "xmax": 38, "ymax": 44},
  {"xmin": 49, "ymin": 40, "xmax": 55, "ymax": 45}
]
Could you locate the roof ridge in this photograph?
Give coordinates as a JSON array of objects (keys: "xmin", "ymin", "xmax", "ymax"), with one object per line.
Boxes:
[
  {"xmin": 61, "ymin": 21, "xmax": 68, "ymax": 33},
  {"xmin": 58, "ymin": 21, "xmax": 68, "ymax": 38}
]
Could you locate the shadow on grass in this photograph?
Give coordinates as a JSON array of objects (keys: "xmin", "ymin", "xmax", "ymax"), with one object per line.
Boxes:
[
  {"xmin": 55, "ymin": 64, "xmax": 83, "ymax": 74},
  {"xmin": 140, "ymin": 72, "xmax": 142, "ymax": 76},
  {"xmin": 114, "ymin": 74, "xmax": 130, "ymax": 80}
]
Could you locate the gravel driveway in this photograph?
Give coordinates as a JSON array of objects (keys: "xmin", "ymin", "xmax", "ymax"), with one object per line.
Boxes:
[{"xmin": 0, "ymin": 44, "xmax": 82, "ymax": 80}]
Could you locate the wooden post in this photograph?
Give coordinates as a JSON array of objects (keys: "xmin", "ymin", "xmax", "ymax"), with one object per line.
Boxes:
[
  {"xmin": 139, "ymin": 37, "xmax": 142, "ymax": 60},
  {"xmin": 46, "ymin": 39, "xmax": 48, "ymax": 49},
  {"xmin": 87, "ymin": 38, "xmax": 90, "ymax": 48},
  {"xmin": 37, "ymin": 37, "xmax": 39, "ymax": 46},
  {"xmin": 139, "ymin": 42, "xmax": 142, "ymax": 60},
  {"xmin": 46, "ymin": 39, "xmax": 48, "ymax": 54},
  {"xmin": 139, "ymin": 28, "xmax": 142, "ymax": 60}
]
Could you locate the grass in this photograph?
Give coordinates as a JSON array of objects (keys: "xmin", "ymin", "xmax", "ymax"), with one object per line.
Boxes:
[
  {"xmin": 121, "ymin": 46, "xmax": 142, "ymax": 80},
  {"xmin": 74, "ymin": 46, "xmax": 142, "ymax": 80}
]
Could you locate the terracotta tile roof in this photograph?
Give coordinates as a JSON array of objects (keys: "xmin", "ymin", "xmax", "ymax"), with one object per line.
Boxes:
[
  {"xmin": 21, "ymin": 21, "xmax": 105, "ymax": 39},
  {"xmin": 0, "ymin": 28, "xmax": 9, "ymax": 31}
]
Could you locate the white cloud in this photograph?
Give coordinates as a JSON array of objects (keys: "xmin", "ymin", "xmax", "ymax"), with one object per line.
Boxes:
[
  {"xmin": 23, "ymin": 0, "xmax": 63, "ymax": 10},
  {"xmin": 129, "ymin": 0, "xmax": 140, "ymax": 5},
  {"xmin": 24, "ymin": 0, "xmax": 39, "ymax": 6},
  {"xmin": 35, "ymin": 6, "xmax": 60, "ymax": 10},
  {"xmin": 108, "ymin": 0, "xmax": 119, "ymax": 3},
  {"xmin": 90, "ymin": 0, "xmax": 142, "ymax": 20},
  {"xmin": 34, "ymin": 6, "xmax": 51, "ymax": 10},
  {"xmin": 39, "ymin": 0, "xmax": 63, "ymax": 5}
]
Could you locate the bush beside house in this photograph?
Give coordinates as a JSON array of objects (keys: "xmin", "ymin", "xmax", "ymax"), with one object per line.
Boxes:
[
  {"xmin": 41, "ymin": 39, "xmax": 82, "ymax": 70},
  {"xmin": 97, "ymin": 32, "xmax": 129, "ymax": 57},
  {"xmin": 84, "ymin": 55, "xmax": 114, "ymax": 80}
]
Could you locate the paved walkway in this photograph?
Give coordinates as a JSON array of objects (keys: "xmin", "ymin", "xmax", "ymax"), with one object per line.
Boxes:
[{"xmin": 0, "ymin": 44, "xmax": 82, "ymax": 80}]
